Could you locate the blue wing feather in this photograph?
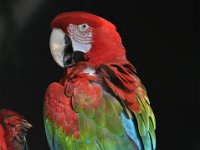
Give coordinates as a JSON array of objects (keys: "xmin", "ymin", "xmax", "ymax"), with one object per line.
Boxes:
[{"xmin": 121, "ymin": 112, "xmax": 142, "ymax": 150}]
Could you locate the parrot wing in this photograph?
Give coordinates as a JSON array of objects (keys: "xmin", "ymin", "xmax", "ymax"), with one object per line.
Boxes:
[
  {"xmin": 71, "ymin": 78, "xmax": 139, "ymax": 150},
  {"xmin": 0, "ymin": 109, "xmax": 32, "ymax": 150},
  {"xmin": 99, "ymin": 63, "xmax": 156, "ymax": 150},
  {"xmin": 44, "ymin": 79, "xmax": 139, "ymax": 150},
  {"xmin": 44, "ymin": 82, "xmax": 79, "ymax": 150}
]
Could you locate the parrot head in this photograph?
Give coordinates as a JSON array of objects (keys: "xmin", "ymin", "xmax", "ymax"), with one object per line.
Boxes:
[{"xmin": 50, "ymin": 11, "xmax": 126, "ymax": 68}]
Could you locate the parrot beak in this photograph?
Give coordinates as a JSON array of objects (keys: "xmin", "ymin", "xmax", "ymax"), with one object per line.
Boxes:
[
  {"xmin": 63, "ymin": 35, "xmax": 74, "ymax": 67},
  {"xmin": 50, "ymin": 28, "xmax": 85, "ymax": 68}
]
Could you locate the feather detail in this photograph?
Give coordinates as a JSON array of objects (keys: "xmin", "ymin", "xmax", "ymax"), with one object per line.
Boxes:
[
  {"xmin": 0, "ymin": 109, "xmax": 31, "ymax": 150},
  {"xmin": 44, "ymin": 82, "xmax": 80, "ymax": 150},
  {"xmin": 72, "ymin": 78, "xmax": 134, "ymax": 149},
  {"xmin": 99, "ymin": 63, "xmax": 156, "ymax": 150},
  {"xmin": 121, "ymin": 112, "xmax": 142, "ymax": 150}
]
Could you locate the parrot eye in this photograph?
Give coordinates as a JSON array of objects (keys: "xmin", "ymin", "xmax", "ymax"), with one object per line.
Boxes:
[{"xmin": 78, "ymin": 23, "xmax": 89, "ymax": 32}]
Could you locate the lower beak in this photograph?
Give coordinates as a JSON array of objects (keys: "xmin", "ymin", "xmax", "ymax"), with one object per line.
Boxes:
[
  {"xmin": 63, "ymin": 35, "xmax": 73, "ymax": 67},
  {"xmin": 63, "ymin": 35, "xmax": 85, "ymax": 68}
]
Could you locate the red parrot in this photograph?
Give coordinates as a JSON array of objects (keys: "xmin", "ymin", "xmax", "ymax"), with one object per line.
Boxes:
[
  {"xmin": 0, "ymin": 109, "xmax": 32, "ymax": 150},
  {"xmin": 44, "ymin": 11, "xmax": 156, "ymax": 150}
]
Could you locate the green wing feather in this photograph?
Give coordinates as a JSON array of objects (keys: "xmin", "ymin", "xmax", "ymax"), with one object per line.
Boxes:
[
  {"xmin": 44, "ymin": 116, "xmax": 77, "ymax": 150},
  {"xmin": 72, "ymin": 85, "xmax": 136, "ymax": 150},
  {"xmin": 135, "ymin": 93, "xmax": 156, "ymax": 150}
]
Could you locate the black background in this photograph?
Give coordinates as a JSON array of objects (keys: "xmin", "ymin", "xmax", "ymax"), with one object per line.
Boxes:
[{"xmin": 0, "ymin": 0, "xmax": 198, "ymax": 150}]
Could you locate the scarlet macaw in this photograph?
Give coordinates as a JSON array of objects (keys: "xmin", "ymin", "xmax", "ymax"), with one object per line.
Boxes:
[
  {"xmin": 44, "ymin": 11, "xmax": 156, "ymax": 150},
  {"xmin": 0, "ymin": 109, "xmax": 32, "ymax": 150}
]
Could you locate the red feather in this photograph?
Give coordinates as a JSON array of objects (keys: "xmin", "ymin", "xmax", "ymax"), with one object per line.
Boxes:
[
  {"xmin": 99, "ymin": 63, "xmax": 142, "ymax": 114},
  {"xmin": 0, "ymin": 109, "xmax": 31, "ymax": 150},
  {"xmin": 44, "ymin": 64, "xmax": 104, "ymax": 138},
  {"xmin": 0, "ymin": 124, "xmax": 7, "ymax": 150},
  {"xmin": 44, "ymin": 82, "xmax": 79, "ymax": 138}
]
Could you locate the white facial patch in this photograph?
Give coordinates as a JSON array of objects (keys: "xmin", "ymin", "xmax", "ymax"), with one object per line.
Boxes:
[
  {"xmin": 49, "ymin": 28, "xmax": 66, "ymax": 67},
  {"xmin": 82, "ymin": 67, "xmax": 96, "ymax": 76},
  {"xmin": 67, "ymin": 24, "xmax": 93, "ymax": 53}
]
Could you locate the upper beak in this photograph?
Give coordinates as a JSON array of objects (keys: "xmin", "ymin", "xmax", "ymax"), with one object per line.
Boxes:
[
  {"xmin": 50, "ymin": 28, "xmax": 74, "ymax": 68},
  {"xmin": 49, "ymin": 28, "xmax": 66, "ymax": 68},
  {"xmin": 63, "ymin": 35, "xmax": 74, "ymax": 67}
]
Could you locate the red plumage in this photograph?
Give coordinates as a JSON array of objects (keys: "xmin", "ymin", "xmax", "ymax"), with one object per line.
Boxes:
[
  {"xmin": 0, "ymin": 109, "xmax": 31, "ymax": 150},
  {"xmin": 0, "ymin": 124, "xmax": 7, "ymax": 150},
  {"xmin": 44, "ymin": 64, "xmax": 103, "ymax": 138},
  {"xmin": 44, "ymin": 82, "xmax": 79, "ymax": 138}
]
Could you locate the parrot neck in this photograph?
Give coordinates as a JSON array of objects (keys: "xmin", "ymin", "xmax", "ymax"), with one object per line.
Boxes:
[{"xmin": 84, "ymin": 47, "xmax": 127, "ymax": 66}]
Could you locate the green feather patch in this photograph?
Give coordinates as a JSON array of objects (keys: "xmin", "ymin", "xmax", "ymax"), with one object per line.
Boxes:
[
  {"xmin": 78, "ymin": 113, "xmax": 96, "ymax": 144},
  {"xmin": 73, "ymin": 88, "xmax": 136, "ymax": 150},
  {"xmin": 44, "ymin": 116, "xmax": 78, "ymax": 150},
  {"xmin": 134, "ymin": 89, "xmax": 156, "ymax": 150}
]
